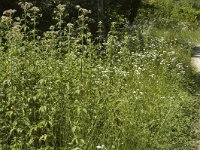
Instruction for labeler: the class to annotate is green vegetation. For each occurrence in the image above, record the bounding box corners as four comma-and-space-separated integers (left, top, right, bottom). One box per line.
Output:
0, 0, 142, 33
0, 1, 200, 150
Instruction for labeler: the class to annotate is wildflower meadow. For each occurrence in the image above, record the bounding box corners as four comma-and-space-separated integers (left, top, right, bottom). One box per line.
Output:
0, 1, 200, 150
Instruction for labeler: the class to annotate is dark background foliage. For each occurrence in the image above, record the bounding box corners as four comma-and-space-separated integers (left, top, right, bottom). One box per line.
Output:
0, 0, 142, 33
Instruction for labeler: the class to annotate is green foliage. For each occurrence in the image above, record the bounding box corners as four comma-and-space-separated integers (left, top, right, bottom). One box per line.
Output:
0, 2, 198, 150
140, 0, 200, 29
0, 0, 142, 33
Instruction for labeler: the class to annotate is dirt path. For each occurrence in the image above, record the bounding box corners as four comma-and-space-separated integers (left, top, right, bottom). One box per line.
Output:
192, 45, 200, 150
192, 45, 200, 72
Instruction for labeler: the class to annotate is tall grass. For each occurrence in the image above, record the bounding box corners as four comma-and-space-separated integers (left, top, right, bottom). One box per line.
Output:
0, 3, 198, 150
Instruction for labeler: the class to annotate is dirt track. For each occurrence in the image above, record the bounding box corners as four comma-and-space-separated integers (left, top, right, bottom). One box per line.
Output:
192, 45, 200, 72
192, 45, 200, 150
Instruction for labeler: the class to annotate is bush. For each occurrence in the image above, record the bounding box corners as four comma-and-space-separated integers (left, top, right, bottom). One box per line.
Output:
140, 0, 200, 29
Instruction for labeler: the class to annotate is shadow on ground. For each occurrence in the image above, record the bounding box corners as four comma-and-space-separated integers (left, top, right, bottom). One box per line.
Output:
193, 46, 200, 58
192, 73, 200, 92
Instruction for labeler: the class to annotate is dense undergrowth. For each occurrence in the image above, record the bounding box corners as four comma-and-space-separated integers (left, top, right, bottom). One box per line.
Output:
0, 2, 200, 150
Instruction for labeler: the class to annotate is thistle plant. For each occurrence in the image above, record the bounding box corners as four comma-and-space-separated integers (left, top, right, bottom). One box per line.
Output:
29, 6, 40, 40
18, 2, 33, 39
96, 21, 104, 57
65, 23, 74, 53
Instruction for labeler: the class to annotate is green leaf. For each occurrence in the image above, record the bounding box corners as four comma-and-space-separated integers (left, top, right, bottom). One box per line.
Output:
39, 106, 47, 113
39, 134, 47, 142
